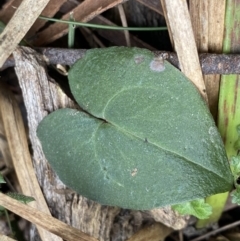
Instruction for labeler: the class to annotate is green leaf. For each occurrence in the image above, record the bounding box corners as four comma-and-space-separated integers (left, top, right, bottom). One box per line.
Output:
6, 193, 35, 204
37, 47, 233, 210
231, 187, 240, 204
172, 199, 212, 219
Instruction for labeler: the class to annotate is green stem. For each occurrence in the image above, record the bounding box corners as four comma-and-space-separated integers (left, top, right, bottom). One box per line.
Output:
68, 13, 75, 48
39, 16, 168, 31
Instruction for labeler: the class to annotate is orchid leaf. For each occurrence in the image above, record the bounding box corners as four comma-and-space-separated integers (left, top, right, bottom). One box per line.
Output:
37, 47, 233, 210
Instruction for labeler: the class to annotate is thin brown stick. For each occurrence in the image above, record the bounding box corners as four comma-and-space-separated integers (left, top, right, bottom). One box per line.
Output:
0, 192, 99, 241
0, 0, 51, 67
190, 219, 240, 241
2, 49, 240, 75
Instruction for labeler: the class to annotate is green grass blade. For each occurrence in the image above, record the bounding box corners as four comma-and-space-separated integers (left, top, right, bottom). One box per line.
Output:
197, 0, 240, 228
219, 75, 240, 157
219, 0, 240, 156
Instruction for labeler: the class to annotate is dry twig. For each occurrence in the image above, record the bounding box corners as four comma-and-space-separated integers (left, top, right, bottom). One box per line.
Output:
2, 49, 240, 75
0, 192, 99, 241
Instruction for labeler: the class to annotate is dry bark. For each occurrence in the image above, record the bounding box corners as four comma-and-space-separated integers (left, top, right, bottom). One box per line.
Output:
13, 46, 187, 241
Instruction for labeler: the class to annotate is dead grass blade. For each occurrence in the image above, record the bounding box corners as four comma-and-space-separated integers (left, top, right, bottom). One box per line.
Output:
89, 15, 156, 50
27, 0, 68, 36
161, 0, 208, 102
117, 4, 131, 46
190, 0, 226, 120
0, 118, 13, 176
202, 1, 226, 119
190, 1, 208, 52
0, 0, 51, 67
136, 0, 163, 15
32, 0, 128, 46
0, 0, 67, 35
0, 192, 99, 241
0, 82, 62, 241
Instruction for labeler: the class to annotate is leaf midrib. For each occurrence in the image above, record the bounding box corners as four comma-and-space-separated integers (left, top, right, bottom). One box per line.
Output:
93, 87, 228, 183
94, 117, 228, 184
